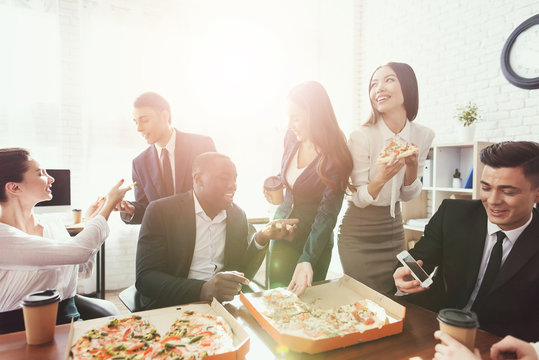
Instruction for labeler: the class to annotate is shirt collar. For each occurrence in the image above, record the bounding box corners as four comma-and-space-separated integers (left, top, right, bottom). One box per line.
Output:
154, 128, 176, 159
487, 211, 534, 246
378, 117, 411, 142
193, 191, 227, 223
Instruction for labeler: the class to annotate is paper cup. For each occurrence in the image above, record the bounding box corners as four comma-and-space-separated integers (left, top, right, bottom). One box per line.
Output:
437, 308, 479, 350
72, 209, 82, 224
21, 289, 61, 345
264, 176, 284, 205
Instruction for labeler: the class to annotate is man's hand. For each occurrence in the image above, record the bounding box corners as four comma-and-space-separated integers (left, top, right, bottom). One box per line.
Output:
491, 335, 538, 360
393, 260, 429, 294
433, 330, 481, 360
200, 271, 249, 302
255, 219, 300, 246
288, 262, 313, 296
115, 200, 135, 216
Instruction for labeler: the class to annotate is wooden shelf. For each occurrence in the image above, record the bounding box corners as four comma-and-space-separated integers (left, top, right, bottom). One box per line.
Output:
402, 141, 493, 245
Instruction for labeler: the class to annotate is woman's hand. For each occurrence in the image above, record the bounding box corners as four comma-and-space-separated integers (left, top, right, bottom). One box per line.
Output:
491, 335, 538, 360
288, 262, 313, 296
263, 185, 286, 205
95, 180, 132, 220
403, 152, 419, 186
367, 154, 405, 199
84, 197, 106, 219
433, 330, 481, 360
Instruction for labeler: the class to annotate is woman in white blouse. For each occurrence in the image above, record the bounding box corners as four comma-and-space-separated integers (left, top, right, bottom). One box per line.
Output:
0, 147, 130, 334
338, 62, 435, 294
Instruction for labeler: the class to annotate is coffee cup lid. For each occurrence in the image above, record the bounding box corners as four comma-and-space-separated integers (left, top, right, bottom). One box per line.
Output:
437, 308, 479, 329
264, 176, 283, 191
21, 289, 61, 307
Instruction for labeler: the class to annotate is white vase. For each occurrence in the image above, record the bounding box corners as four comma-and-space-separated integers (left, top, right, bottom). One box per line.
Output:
452, 178, 462, 188
459, 125, 476, 143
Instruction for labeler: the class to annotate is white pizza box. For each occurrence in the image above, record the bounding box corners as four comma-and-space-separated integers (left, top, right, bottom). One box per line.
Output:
240, 275, 406, 354
65, 299, 249, 360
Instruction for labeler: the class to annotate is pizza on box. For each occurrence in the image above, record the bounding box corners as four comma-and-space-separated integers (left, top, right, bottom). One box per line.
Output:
150, 310, 235, 359
376, 139, 419, 164
71, 315, 160, 359
255, 288, 388, 339
71, 310, 235, 360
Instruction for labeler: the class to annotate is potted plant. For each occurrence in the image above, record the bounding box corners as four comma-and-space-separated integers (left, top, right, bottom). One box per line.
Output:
455, 102, 481, 142
452, 168, 462, 188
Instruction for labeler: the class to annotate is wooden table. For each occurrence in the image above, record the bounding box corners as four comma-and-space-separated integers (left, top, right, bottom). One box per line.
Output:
0, 297, 501, 360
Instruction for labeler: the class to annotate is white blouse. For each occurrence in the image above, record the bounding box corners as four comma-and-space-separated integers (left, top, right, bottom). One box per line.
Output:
285, 148, 307, 188
347, 119, 435, 217
0, 215, 109, 312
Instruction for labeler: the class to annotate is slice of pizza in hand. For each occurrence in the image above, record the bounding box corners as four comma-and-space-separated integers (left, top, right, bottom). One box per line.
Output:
376, 139, 419, 164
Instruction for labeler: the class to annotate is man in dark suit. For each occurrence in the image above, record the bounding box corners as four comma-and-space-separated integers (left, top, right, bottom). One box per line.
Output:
394, 141, 539, 341
135, 152, 298, 309
118, 92, 216, 224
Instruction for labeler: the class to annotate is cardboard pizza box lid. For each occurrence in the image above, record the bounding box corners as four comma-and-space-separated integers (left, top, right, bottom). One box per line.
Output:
65, 300, 249, 360
240, 275, 406, 354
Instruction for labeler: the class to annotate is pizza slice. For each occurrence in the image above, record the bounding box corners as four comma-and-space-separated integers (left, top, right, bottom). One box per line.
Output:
71, 315, 160, 360
376, 139, 419, 164
149, 310, 235, 360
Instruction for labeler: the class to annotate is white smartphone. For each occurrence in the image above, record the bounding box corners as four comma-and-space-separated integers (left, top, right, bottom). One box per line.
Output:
396, 250, 433, 288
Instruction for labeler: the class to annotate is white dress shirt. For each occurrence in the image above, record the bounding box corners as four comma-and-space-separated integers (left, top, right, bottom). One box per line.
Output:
0, 215, 109, 312
187, 194, 228, 281
347, 119, 435, 217
285, 149, 307, 188
154, 129, 177, 195
463, 213, 533, 311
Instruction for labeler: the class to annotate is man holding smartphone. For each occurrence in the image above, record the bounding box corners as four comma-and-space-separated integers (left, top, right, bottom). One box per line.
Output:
393, 141, 539, 342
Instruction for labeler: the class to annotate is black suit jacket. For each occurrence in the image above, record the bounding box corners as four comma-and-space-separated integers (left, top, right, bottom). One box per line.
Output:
407, 199, 539, 341
124, 129, 215, 224
135, 191, 266, 310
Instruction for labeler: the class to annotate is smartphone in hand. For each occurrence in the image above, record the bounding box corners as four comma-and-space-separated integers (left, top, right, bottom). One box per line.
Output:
396, 250, 433, 288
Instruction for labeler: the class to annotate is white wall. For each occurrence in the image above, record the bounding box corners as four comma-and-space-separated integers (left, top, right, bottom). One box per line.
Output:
0, 0, 356, 291
355, 0, 539, 143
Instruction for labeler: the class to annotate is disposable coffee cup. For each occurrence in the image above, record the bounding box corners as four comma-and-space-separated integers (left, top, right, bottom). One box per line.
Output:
72, 209, 82, 224
21, 289, 61, 345
264, 176, 284, 205
437, 308, 479, 350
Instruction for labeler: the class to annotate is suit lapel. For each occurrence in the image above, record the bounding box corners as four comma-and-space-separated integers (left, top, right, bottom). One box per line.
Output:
174, 130, 188, 194
145, 146, 163, 199
281, 139, 299, 189
491, 210, 539, 292
178, 191, 197, 274
223, 205, 240, 269
464, 205, 489, 292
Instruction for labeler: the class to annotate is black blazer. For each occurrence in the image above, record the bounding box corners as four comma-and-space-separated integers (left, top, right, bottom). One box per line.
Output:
408, 199, 539, 341
135, 191, 266, 310
125, 129, 215, 224
274, 130, 345, 265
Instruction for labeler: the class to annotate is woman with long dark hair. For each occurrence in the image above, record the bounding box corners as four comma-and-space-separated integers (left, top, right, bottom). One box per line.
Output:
0, 148, 129, 334
265, 81, 353, 296
338, 62, 435, 294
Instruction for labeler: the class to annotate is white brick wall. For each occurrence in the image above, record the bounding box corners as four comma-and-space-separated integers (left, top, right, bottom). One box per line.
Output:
354, 0, 539, 143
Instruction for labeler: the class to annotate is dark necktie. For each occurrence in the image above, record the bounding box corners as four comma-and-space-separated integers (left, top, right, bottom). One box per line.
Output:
161, 148, 174, 197
472, 231, 505, 310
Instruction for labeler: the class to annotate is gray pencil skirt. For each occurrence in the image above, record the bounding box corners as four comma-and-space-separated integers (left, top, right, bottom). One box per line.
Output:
338, 202, 405, 295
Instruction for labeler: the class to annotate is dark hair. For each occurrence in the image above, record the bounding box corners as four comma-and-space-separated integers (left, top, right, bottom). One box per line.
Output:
366, 62, 419, 125
0, 148, 31, 202
288, 81, 353, 192
133, 92, 171, 119
480, 141, 539, 188
192, 152, 232, 175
